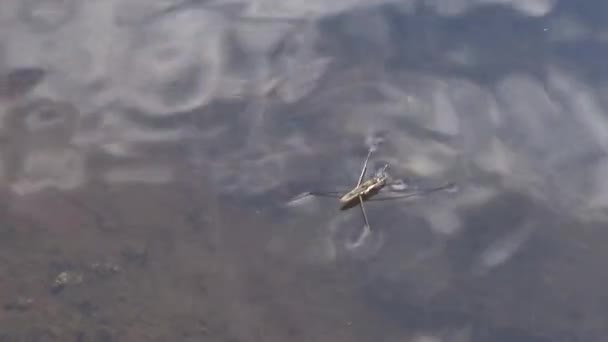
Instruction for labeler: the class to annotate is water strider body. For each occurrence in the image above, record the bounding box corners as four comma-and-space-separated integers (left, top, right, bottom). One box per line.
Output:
338, 164, 389, 210
288, 142, 456, 245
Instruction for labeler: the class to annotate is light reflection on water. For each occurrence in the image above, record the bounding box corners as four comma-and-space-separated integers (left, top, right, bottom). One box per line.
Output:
0, 0, 607, 340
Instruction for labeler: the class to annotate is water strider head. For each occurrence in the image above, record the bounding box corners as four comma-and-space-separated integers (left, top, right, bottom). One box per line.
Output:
374, 163, 390, 179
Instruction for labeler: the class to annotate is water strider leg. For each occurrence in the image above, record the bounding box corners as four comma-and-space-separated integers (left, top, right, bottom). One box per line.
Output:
358, 196, 370, 228
356, 148, 374, 187
358, 195, 373, 234
347, 195, 372, 248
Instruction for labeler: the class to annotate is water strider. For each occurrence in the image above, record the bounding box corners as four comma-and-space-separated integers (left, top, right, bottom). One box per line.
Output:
288, 141, 456, 246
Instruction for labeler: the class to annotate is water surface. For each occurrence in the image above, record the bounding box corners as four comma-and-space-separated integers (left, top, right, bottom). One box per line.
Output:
0, 0, 607, 341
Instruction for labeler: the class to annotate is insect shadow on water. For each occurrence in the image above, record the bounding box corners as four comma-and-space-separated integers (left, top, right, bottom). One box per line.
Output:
288, 139, 457, 249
